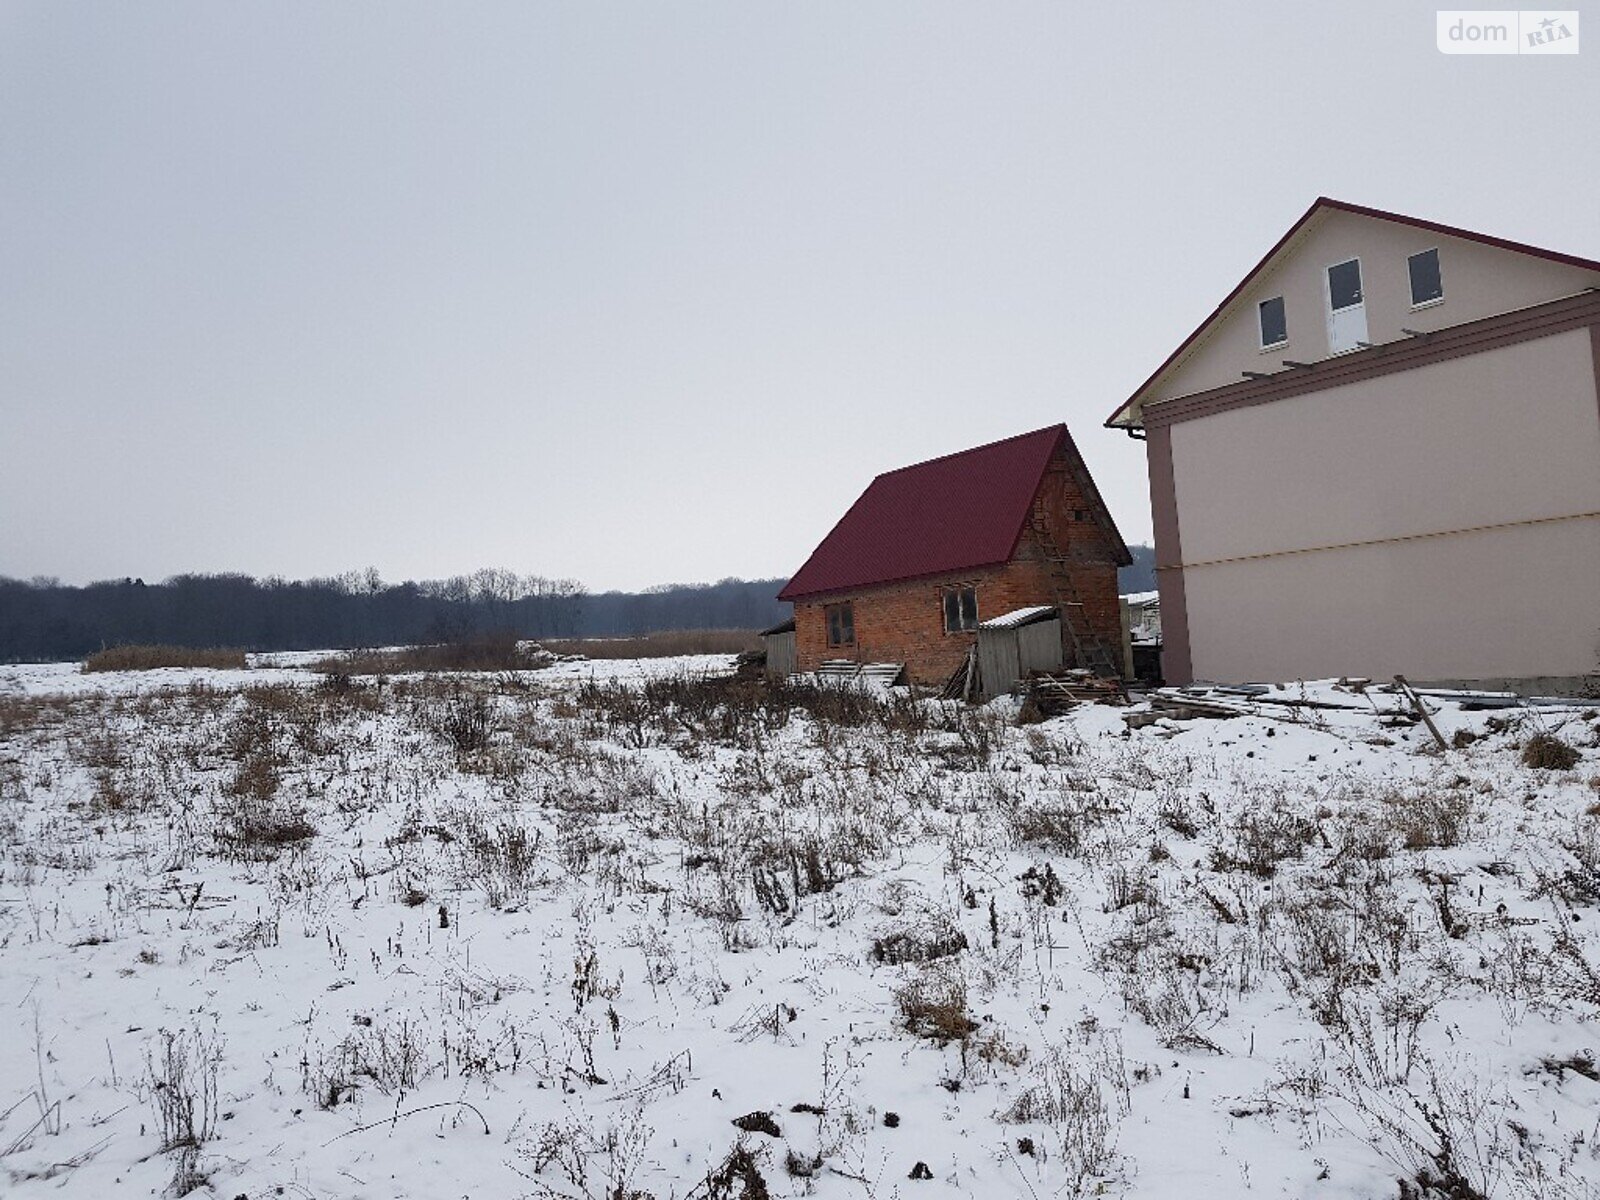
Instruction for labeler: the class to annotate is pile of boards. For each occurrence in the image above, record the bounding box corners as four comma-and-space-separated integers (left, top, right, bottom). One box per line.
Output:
1023, 670, 1129, 716
1128, 680, 1423, 730
1124, 677, 1595, 740
817, 659, 905, 686
940, 651, 978, 700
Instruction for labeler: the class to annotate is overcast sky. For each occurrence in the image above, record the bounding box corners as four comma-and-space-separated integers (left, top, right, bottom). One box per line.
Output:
3, 2, 1596, 591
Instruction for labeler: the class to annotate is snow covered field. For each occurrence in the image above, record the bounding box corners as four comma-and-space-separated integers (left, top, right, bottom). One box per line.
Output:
2, 658, 1599, 1199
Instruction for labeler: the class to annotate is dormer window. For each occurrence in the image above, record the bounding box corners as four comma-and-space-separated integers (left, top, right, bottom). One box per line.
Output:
1408, 248, 1443, 306
1258, 296, 1287, 349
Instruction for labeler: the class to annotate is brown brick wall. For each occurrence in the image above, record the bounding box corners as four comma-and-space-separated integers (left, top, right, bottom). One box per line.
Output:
791, 445, 1125, 686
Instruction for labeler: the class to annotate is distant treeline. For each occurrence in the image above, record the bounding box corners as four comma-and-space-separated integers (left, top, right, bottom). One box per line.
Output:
1120, 544, 1155, 594
0, 550, 1156, 663
0, 570, 790, 663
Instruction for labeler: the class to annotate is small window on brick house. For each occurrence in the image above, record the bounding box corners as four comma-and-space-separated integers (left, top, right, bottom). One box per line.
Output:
1073, 509, 1089, 522
942, 586, 978, 633
825, 602, 854, 647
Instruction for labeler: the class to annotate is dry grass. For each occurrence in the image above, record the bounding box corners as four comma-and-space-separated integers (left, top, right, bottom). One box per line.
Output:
1383, 784, 1474, 850
315, 632, 540, 675
894, 965, 977, 1044
83, 645, 248, 673
1523, 732, 1581, 772
0, 694, 74, 736
544, 629, 760, 659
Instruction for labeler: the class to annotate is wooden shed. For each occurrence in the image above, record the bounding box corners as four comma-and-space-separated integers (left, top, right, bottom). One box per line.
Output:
760, 617, 796, 679
977, 606, 1062, 699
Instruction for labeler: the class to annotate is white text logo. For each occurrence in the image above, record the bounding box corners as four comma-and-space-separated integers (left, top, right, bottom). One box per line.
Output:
1437, 10, 1579, 53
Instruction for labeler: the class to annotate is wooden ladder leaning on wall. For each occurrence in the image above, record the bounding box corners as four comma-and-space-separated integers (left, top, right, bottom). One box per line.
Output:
1023, 509, 1123, 679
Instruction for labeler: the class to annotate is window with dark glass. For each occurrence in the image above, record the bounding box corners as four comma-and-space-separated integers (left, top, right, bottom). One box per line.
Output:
1408, 248, 1443, 305
825, 602, 854, 647
942, 586, 978, 633
1328, 259, 1363, 311
1258, 296, 1287, 347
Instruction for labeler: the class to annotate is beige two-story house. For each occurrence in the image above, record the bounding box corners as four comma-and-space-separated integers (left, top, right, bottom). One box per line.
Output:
1107, 197, 1600, 691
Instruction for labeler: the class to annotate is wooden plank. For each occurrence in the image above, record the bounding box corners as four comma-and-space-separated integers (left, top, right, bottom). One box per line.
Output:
1393, 675, 1448, 751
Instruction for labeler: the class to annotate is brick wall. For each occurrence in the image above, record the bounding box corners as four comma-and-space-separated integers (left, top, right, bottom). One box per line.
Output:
795, 564, 1005, 685
791, 445, 1126, 685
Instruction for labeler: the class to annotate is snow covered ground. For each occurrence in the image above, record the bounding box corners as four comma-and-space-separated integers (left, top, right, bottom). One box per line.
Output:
2, 659, 1599, 1199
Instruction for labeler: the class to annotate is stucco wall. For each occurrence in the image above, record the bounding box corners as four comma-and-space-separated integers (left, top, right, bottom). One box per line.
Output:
1167, 328, 1600, 683
1150, 209, 1600, 407
1183, 517, 1600, 683
1172, 328, 1600, 563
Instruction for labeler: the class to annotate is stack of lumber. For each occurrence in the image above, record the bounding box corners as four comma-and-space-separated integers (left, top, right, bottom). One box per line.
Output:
1127, 683, 1421, 732
817, 660, 905, 686
1025, 670, 1129, 715
1144, 688, 1253, 720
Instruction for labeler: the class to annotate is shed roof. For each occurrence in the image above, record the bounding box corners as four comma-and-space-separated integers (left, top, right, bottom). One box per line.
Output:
778, 425, 1127, 602
979, 605, 1058, 630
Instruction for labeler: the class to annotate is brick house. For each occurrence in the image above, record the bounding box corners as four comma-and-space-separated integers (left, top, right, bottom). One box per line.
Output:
776, 425, 1131, 686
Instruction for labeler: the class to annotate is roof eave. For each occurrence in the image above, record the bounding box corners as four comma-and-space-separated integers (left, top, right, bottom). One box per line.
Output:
1104, 196, 1600, 431
1103, 197, 1330, 430
779, 557, 1018, 604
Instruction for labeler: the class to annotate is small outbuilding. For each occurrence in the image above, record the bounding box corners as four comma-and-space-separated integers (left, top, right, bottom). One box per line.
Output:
976, 606, 1062, 699
759, 617, 796, 679
1121, 590, 1162, 683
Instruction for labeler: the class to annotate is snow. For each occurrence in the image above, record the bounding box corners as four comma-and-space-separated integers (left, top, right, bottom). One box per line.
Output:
2, 662, 1599, 1199
977, 606, 1057, 630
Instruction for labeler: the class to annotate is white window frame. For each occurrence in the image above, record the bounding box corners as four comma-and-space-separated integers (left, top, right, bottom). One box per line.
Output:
1257, 295, 1289, 351
1326, 257, 1364, 313
1407, 247, 1445, 310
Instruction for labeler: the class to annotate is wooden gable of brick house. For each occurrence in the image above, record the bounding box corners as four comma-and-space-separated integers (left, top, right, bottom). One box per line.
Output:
777, 425, 1132, 687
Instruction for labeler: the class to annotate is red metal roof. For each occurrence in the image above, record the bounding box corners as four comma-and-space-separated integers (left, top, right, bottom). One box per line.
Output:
777, 425, 1069, 602
1105, 196, 1600, 429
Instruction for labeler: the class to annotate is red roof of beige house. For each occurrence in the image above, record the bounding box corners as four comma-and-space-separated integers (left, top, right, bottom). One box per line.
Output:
1104, 196, 1600, 429
778, 425, 1126, 602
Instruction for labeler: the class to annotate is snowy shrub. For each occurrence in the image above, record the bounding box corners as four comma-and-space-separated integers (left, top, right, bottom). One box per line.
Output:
1007, 797, 1088, 853
1523, 732, 1581, 771
894, 962, 977, 1044
1382, 784, 1474, 850
303, 1016, 431, 1108
516, 1102, 655, 1200
456, 818, 545, 908
871, 907, 968, 965
998, 1046, 1116, 1189
702, 1141, 771, 1200
439, 690, 492, 754
144, 1028, 221, 1152
1210, 794, 1319, 876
